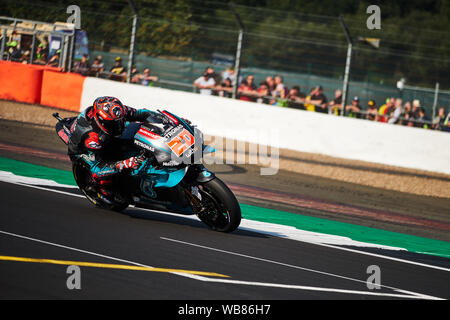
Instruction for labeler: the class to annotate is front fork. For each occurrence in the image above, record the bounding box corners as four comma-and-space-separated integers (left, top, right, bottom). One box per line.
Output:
183, 164, 215, 211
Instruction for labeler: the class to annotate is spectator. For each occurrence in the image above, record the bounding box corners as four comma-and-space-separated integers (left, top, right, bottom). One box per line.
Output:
265, 76, 276, 94
217, 77, 233, 98
443, 111, 450, 132
310, 86, 328, 113
6, 40, 22, 62
304, 86, 327, 112
238, 75, 257, 102
130, 65, 141, 83
109, 57, 127, 82
378, 98, 394, 122
365, 100, 378, 121
205, 66, 220, 88
388, 98, 403, 124
401, 101, 412, 126
140, 68, 159, 86
402, 101, 412, 118
33, 43, 47, 65
194, 68, 216, 95
415, 107, 429, 128
411, 99, 421, 119
73, 54, 90, 76
328, 89, 343, 115
272, 75, 288, 98
286, 86, 305, 109
221, 67, 235, 84
256, 82, 271, 104
46, 49, 61, 67
303, 88, 316, 112
345, 96, 362, 118
89, 55, 105, 76
20, 50, 30, 64
433, 107, 447, 130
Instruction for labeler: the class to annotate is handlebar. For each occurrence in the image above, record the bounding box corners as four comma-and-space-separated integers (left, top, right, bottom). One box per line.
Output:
52, 113, 63, 122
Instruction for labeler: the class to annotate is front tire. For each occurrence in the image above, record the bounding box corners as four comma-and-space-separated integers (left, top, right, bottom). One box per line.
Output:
196, 178, 241, 233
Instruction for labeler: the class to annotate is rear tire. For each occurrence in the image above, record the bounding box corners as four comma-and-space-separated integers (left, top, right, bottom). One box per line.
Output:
196, 178, 241, 233
72, 161, 129, 212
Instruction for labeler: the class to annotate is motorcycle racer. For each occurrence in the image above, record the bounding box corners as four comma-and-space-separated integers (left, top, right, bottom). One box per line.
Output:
68, 96, 163, 201
53, 100, 242, 232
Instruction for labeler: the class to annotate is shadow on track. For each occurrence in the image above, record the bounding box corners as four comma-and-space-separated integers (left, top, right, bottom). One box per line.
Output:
121, 207, 270, 239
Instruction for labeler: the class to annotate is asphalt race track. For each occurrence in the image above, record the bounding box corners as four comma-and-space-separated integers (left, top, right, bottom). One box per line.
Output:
0, 118, 449, 301
1, 180, 449, 300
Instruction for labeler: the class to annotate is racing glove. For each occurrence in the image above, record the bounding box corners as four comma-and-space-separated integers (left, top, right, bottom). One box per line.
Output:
116, 155, 145, 172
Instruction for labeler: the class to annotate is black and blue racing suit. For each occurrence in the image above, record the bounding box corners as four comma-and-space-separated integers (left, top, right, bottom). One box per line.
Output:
67, 105, 162, 182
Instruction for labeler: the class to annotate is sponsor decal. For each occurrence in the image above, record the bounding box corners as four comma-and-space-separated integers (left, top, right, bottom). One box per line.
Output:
134, 139, 155, 152
162, 160, 181, 166
202, 170, 211, 177
98, 109, 112, 121
70, 120, 77, 133
58, 129, 69, 144
164, 125, 183, 139
97, 169, 116, 177
137, 127, 161, 140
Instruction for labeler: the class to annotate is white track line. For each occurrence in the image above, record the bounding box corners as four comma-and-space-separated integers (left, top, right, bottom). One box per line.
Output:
2, 178, 449, 273
8, 181, 84, 198
0, 177, 448, 299
0, 230, 441, 299
308, 242, 450, 273
160, 237, 443, 300
170, 273, 442, 300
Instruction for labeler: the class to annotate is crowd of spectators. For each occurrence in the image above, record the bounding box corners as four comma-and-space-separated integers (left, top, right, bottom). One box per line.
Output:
2, 37, 449, 132
2, 38, 159, 88
72, 55, 159, 86
2, 33, 56, 66
193, 66, 450, 132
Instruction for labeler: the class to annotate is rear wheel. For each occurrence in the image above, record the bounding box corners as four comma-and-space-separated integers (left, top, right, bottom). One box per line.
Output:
195, 178, 241, 233
72, 161, 129, 212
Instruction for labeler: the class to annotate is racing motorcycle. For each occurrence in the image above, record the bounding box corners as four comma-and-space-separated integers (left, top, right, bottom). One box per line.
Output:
53, 110, 241, 233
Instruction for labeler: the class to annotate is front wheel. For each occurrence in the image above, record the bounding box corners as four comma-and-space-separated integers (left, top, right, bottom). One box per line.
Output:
195, 178, 241, 233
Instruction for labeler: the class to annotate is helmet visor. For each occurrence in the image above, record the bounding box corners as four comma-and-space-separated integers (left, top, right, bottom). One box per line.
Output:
99, 118, 124, 137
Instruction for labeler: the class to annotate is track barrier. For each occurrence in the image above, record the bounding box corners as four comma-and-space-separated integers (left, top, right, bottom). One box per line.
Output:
0, 61, 82, 110
1, 61, 449, 175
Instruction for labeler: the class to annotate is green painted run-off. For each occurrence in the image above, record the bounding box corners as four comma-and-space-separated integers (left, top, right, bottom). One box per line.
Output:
1, 156, 449, 258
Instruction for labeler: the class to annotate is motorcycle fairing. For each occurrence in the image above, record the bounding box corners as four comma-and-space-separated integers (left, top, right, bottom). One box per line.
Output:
132, 160, 188, 188
55, 117, 76, 145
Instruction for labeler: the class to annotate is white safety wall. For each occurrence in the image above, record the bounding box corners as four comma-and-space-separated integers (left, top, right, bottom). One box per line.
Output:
81, 78, 450, 175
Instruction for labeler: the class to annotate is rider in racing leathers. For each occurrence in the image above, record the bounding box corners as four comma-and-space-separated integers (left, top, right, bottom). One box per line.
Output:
68, 96, 164, 201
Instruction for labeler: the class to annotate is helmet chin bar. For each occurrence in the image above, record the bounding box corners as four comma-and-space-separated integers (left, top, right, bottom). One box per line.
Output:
95, 115, 125, 137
